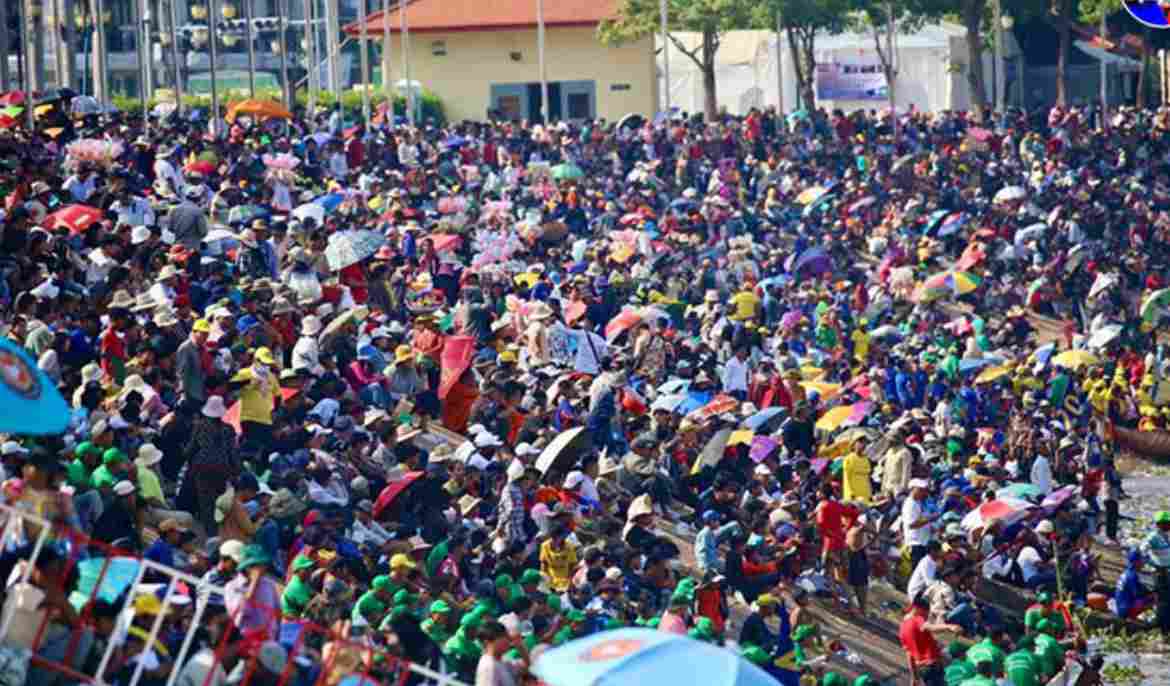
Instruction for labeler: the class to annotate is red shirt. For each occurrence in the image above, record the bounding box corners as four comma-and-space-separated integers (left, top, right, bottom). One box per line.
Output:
99, 327, 126, 377
816, 499, 855, 552
899, 609, 941, 667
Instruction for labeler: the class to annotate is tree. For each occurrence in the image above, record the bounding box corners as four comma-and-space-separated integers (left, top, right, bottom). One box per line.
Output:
600, 0, 756, 120
958, 0, 990, 115
852, 0, 947, 124
760, 0, 851, 111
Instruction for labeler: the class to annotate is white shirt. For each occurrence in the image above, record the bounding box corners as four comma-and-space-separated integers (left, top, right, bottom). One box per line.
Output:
113, 196, 156, 227
153, 159, 182, 192
475, 653, 517, 686
307, 478, 349, 506
1030, 455, 1052, 495
722, 356, 750, 393
901, 497, 931, 546
148, 282, 176, 308
292, 335, 321, 372
572, 330, 609, 376
350, 518, 395, 548
907, 554, 938, 603
1016, 545, 1043, 582
63, 174, 96, 202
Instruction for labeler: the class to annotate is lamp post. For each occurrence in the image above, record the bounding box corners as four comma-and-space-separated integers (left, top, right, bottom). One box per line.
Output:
660, 0, 669, 116
358, 0, 370, 123
536, 0, 546, 122
243, 0, 256, 97
401, 0, 412, 124
167, 0, 182, 114
19, 0, 34, 130
277, 0, 289, 109
139, 1, 152, 126
304, 0, 317, 114
0, 1, 9, 91
1000, 13, 1014, 114
208, 0, 220, 136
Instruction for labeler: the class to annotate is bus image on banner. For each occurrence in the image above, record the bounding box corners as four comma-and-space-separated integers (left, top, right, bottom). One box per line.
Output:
815, 61, 889, 101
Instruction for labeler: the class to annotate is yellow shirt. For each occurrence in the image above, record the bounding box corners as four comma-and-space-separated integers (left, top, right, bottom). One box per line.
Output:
138, 466, 164, 503
540, 540, 578, 592
238, 368, 280, 425
729, 291, 760, 321
850, 329, 870, 362
841, 451, 872, 504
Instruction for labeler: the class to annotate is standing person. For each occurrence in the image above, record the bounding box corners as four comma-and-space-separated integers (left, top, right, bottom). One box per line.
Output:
845, 513, 872, 615
224, 544, 283, 640
231, 347, 281, 457
1142, 510, 1170, 635
475, 621, 528, 686
903, 479, 940, 571
180, 396, 241, 533
841, 436, 873, 504
175, 319, 211, 403
814, 482, 854, 599
899, 593, 961, 686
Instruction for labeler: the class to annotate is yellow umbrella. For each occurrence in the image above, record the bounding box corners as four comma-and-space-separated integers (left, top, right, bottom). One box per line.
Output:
44, 127, 64, 139
727, 430, 755, 447
800, 381, 842, 401
1052, 350, 1100, 370
818, 438, 852, 459
34, 104, 53, 118
800, 365, 825, 380
514, 272, 539, 289
816, 405, 854, 432
796, 186, 828, 205
975, 365, 1012, 385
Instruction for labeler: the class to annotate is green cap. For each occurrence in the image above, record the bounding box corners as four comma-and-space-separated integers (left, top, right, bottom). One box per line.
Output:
566, 610, 587, 622
520, 569, 543, 585
460, 612, 484, 629
371, 575, 392, 592
75, 441, 99, 457
1156, 511, 1170, 525
1035, 619, 1053, 634
237, 544, 271, 571
545, 594, 562, 611
604, 617, 624, 630
393, 589, 418, 606
693, 616, 714, 637
853, 676, 874, 686
822, 673, 847, 686
495, 573, 514, 588
646, 617, 660, 629
102, 448, 127, 465
741, 646, 769, 665
291, 554, 316, 572
429, 599, 452, 614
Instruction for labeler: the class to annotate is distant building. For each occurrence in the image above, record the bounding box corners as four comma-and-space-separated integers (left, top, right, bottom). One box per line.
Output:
345, 0, 657, 122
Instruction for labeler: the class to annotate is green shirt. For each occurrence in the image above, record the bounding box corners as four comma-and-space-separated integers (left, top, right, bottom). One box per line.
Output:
352, 590, 387, 624
958, 677, 996, 686
1004, 649, 1040, 686
1032, 634, 1061, 677
421, 618, 452, 644
1024, 606, 1064, 635
443, 627, 481, 663
90, 465, 119, 490
944, 659, 975, 686
281, 575, 314, 618
66, 459, 92, 490
965, 638, 1006, 675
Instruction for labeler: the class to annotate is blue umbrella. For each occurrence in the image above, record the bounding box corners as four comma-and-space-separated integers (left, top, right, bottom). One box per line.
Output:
443, 135, 468, 148
1034, 342, 1056, 366
315, 192, 346, 213
677, 390, 713, 416
0, 337, 70, 435
958, 358, 996, 374
670, 199, 697, 212
744, 407, 785, 431
69, 557, 140, 611
924, 209, 949, 234
938, 212, 969, 237
657, 379, 691, 395
533, 628, 776, 686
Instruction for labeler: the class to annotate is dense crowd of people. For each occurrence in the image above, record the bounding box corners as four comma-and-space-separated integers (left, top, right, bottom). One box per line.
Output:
0, 94, 1170, 686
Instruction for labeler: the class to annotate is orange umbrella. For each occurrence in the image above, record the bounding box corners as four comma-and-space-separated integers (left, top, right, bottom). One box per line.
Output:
225, 99, 293, 122
44, 204, 103, 234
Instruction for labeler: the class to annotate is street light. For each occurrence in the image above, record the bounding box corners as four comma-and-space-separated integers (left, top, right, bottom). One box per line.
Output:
221, 4, 237, 19
191, 4, 207, 19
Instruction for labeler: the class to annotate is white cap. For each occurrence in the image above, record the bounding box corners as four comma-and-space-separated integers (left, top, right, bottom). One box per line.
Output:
474, 432, 503, 448
564, 471, 585, 489
113, 480, 136, 496
131, 226, 152, 245
515, 442, 540, 457
0, 441, 28, 456
908, 478, 930, 490
1035, 519, 1055, 535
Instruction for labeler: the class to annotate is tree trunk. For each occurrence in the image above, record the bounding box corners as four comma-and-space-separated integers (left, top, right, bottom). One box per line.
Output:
787, 27, 816, 111
1138, 27, 1150, 107
962, 0, 987, 117
702, 27, 718, 121
801, 35, 816, 110
1054, 0, 1071, 106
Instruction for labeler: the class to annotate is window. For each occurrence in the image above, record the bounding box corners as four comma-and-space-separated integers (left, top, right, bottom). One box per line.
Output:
567, 92, 590, 119
497, 95, 521, 120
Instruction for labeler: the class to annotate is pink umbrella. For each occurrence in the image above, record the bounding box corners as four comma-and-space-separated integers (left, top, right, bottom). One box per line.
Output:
604, 309, 643, 342
750, 436, 780, 463
842, 401, 872, 427
961, 497, 1034, 531
1042, 485, 1078, 509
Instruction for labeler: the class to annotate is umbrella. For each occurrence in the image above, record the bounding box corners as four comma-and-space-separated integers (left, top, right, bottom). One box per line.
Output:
324, 230, 385, 271
956, 242, 987, 270
795, 186, 828, 205
536, 426, 590, 476
0, 106, 22, 118
787, 247, 833, 276
802, 193, 836, 218
800, 381, 841, 401
997, 483, 1044, 501
975, 365, 1012, 385
69, 557, 140, 611
658, 379, 691, 395
891, 153, 919, 174
320, 306, 369, 341
617, 113, 645, 129
204, 228, 238, 244
743, 407, 785, 431
225, 98, 293, 122
1042, 485, 1078, 509
693, 394, 740, 419
925, 209, 949, 233
869, 325, 901, 341
938, 212, 968, 237
0, 337, 70, 436
34, 88, 75, 106
532, 628, 777, 686
1052, 350, 1100, 370
551, 163, 585, 181
993, 186, 1026, 203
693, 428, 733, 474
226, 204, 267, 225
1033, 342, 1056, 366
315, 192, 346, 213
961, 497, 1034, 531
816, 405, 855, 432
1088, 325, 1123, 349
651, 393, 687, 413
670, 198, 698, 212
749, 436, 780, 462
292, 202, 326, 225
442, 135, 469, 148
848, 196, 876, 214
1141, 288, 1170, 323
184, 160, 217, 176
959, 358, 997, 374
1014, 222, 1048, 248
604, 309, 643, 342
0, 91, 25, 106
916, 271, 981, 302
372, 471, 425, 519
44, 204, 103, 234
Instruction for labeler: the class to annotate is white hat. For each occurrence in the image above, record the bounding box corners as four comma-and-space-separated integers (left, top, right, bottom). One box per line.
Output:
428, 444, 454, 464
627, 494, 654, 520
454, 441, 477, 463
599, 457, 620, 476
564, 471, 585, 489
506, 460, 527, 482
908, 478, 930, 490
219, 540, 245, 563
0, 441, 28, 456
467, 454, 491, 471
316, 303, 334, 319
80, 363, 102, 385
113, 480, 136, 496
136, 443, 164, 467
474, 432, 504, 448
131, 226, 152, 245
301, 315, 323, 336
467, 423, 488, 436
202, 395, 227, 419
1035, 520, 1055, 535
515, 442, 540, 457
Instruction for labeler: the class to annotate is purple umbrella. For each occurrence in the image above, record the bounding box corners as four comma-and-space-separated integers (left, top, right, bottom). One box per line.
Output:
781, 310, 803, 330
1042, 484, 1078, 509
787, 247, 833, 276
750, 436, 780, 463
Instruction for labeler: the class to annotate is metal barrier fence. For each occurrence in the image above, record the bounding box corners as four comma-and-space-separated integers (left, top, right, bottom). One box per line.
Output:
0, 500, 467, 686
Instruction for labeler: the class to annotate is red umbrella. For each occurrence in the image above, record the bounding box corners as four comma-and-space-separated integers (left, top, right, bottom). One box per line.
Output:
44, 204, 103, 234
0, 115, 16, 130
185, 160, 217, 176
694, 394, 740, 419
0, 91, 26, 106
604, 309, 642, 342
372, 471, 424, 519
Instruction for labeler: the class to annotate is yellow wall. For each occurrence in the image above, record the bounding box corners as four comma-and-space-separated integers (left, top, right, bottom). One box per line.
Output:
380, 26, 657, 122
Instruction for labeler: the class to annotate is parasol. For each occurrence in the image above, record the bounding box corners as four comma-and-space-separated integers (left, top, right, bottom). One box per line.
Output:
69, 557, 141, 611
749, 436, 780, 462
1088, 272, 1118, 300
1042, 485, 1078, 509
226, 204, 268, 225
292, 202, 326, 225
975, 365, 1012, 385
743, 407, 785, 431
997, 483, 1044, 501
44, 204, 103, 234
372, 471, 425, 518
1141, 288, 1170, 323
605, 309, 644, 342
787, 247, 833, 276
1087, 325, 1123, 349
0, 337, 71, 435
795, 186, 828, 205
993, 186, 1026, 203
1052, 350, 1100, 370
960, 497, 1034, 531
848, 196, 876, 214
693, 428, 733, 474
324, 230, 385, 271
551, 163, 584, 181
937, 212, 968, 237
225, 98, 293, 122
536, 426, 590, 476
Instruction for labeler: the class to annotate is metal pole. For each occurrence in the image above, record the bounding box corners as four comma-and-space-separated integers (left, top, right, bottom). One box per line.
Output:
168, 0, 182, 113
278, 0, 289, 108
55, 0, 68, 88
888, 0, 897, 144
0, 1, 9, 91
208, 0, 220, 136
324, 0, 339, 94
32, 0, 45, 93
774, 12, 783, 114
305, 0, 317, 114
993, 0, 1002, 120
1100, 13, 1107, 126
659, 0, 669, 115
401, 0, 412, 124
358, 0, 369, 122
139, 0, 151, 122
382, 0, 390, 103
537, 0, 546, 122
244, 0, 256, 96
20, 0, 34, 130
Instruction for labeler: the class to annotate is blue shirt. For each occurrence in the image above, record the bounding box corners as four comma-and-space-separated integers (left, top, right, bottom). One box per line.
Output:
1114, 566, 1146, 618
144, 539, 176, 568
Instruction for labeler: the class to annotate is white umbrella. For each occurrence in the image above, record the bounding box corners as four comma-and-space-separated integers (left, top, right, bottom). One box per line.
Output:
1014, 223, 1048, 248
293, 202, 326, 225
1088, 272, 1119, 300
994, 186, 1026, 203
1088, 325, 1123, 349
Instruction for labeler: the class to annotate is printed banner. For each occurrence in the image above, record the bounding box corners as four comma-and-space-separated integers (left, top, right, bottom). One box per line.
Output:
816, 60, 888, 101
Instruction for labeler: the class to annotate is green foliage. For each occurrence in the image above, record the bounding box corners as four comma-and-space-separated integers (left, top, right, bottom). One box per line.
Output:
110, 88, 446, 124
600, 0, 756, 48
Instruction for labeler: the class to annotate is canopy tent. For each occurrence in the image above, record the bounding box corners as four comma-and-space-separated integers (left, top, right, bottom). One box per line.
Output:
1073, 41, 1142, 72
659, 23, 1013, 115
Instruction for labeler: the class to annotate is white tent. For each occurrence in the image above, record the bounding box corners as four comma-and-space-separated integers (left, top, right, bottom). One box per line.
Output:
659, 23, 1018, 115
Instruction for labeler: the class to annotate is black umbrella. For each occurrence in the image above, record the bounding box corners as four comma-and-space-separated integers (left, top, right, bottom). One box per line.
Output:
35, 88, 77, 106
